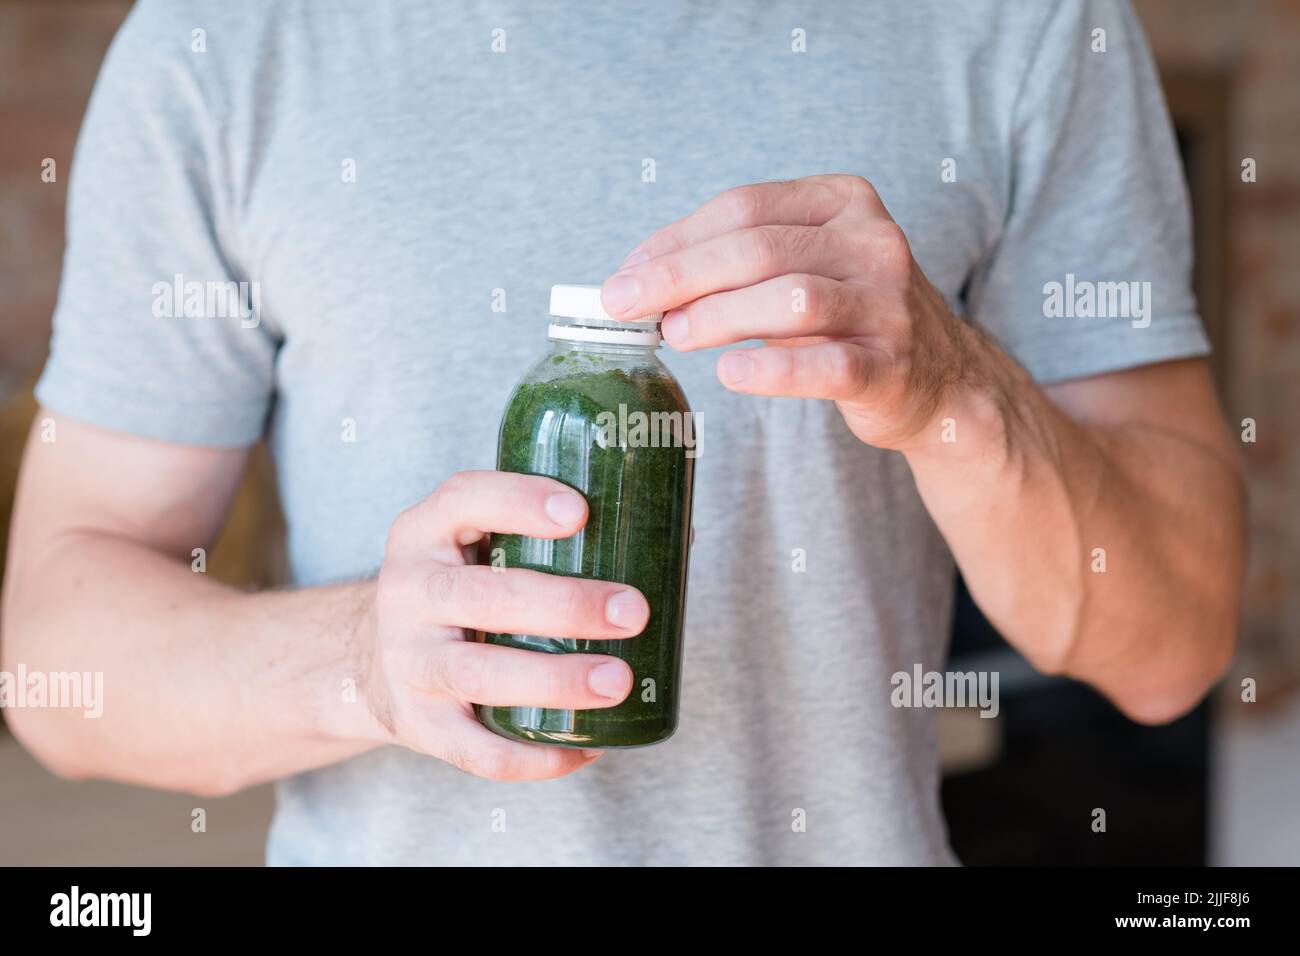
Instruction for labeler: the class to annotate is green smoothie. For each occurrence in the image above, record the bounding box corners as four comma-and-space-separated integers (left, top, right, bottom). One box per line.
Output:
478, 333, 695, 748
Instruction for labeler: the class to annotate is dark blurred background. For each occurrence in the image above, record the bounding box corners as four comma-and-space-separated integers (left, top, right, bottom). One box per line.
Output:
1, 0, 1297, 865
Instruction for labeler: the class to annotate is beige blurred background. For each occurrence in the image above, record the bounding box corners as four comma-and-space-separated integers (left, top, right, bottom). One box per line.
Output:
1, 0, 1298, 865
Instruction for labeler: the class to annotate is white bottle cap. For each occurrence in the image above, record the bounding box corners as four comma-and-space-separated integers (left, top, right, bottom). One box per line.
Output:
548, 283, 662, 346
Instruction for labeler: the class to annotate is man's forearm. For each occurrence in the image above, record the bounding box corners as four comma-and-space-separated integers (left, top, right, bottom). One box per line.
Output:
902, 335, 1246, 723
2, 531, 381, 795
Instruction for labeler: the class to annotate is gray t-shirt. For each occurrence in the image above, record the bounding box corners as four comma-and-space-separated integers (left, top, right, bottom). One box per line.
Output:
38, 0, 1207, 865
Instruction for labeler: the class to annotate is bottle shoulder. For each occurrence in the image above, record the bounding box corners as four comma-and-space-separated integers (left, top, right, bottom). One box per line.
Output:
507, 348, 691, 418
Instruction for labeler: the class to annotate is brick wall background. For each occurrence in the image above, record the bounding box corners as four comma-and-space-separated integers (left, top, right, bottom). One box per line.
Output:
0, 0, 130, 381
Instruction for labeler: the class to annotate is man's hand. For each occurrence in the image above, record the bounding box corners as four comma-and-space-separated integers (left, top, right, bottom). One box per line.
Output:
601, 173, 989, 451
363, 470, 648, 781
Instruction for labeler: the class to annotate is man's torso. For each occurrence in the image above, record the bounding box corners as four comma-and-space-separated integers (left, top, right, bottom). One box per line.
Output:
197, 0, 1032, 865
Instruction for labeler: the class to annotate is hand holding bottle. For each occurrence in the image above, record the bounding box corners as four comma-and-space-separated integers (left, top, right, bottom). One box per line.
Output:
361, 470, 649, 780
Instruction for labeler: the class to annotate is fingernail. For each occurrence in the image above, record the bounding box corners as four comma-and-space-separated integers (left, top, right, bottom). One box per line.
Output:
605, 589, 648, 629
588, 661, 630, 699
621, 248, 650, 268
583, 749, 604, 759
718, 351, 752, 386
544, 491, 586, 525
602, 273, 642, 315
661, 309, 689, 346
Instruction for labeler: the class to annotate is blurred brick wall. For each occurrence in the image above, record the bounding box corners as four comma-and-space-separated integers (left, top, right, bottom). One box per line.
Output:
0, 0, 131, 383
1135, 0, 1300, 691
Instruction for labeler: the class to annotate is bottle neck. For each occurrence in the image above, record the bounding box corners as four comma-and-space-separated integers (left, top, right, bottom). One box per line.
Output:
551, 337, 660, 358
547, 316, 662, 351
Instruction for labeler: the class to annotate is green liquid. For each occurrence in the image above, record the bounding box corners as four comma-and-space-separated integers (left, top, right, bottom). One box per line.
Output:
478, 350, 695, 748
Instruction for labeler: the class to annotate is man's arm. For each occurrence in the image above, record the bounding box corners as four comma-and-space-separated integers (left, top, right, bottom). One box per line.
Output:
904, 351, 1245, 724
0, 416, 379, 795
601, 175, 1245, 724
2, 415, 648, 794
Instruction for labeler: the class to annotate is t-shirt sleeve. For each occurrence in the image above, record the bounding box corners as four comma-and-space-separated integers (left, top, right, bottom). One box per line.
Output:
964, 0, 1209, 383
35, 1, 277, 447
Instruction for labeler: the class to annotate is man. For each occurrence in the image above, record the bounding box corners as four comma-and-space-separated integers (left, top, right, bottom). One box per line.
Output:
2, 0, 1244, 865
